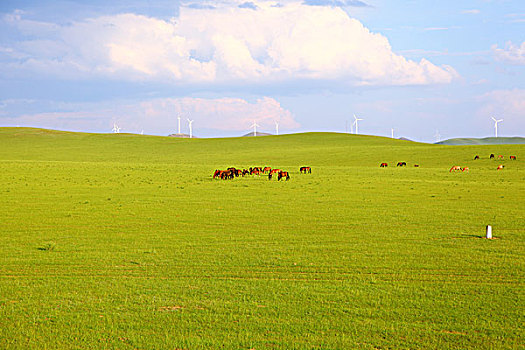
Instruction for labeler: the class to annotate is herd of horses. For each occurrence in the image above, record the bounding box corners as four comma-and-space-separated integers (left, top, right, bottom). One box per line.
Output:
480, 154, 517, 160
213, 153, 517, 180
380, 162, 418, 167
379, 153, 517, 173
213, 166, 312, 181
450, 153, 517, 172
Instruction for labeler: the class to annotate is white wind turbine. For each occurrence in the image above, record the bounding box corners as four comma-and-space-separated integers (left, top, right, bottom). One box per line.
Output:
434, 130, 441, 143
112, 123, 121, 133
391, 128, 394, 139
251, 120, 260, 136
353, 114, 363, 134
187, 119, 194, 138
275, 121, 279, 135
177, 116, 181, 134
491, 117, 503, 137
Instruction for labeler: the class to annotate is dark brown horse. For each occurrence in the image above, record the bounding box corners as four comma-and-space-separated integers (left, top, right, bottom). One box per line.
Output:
397, 162, 407, 167
300, 166, 312, 173
510, 155, 516, 160
474, 155, 479, 160
278, 171, 290, 181
380, 163, 388, 167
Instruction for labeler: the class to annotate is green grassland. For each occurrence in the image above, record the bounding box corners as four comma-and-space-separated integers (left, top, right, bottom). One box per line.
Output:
0, 127, 523, 349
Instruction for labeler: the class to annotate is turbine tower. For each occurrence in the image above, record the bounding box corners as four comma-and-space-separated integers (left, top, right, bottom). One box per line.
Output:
251, 120, 260, 136
391, 128, 394, 139
187, 119, 193, 138
178, 116, 181, 134
353, 114, 363, 134
491, 117, 503, 137
275, 121, 279, 135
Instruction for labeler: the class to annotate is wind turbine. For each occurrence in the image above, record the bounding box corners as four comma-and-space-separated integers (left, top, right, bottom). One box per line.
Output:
275, 121, 279, 135
251, 120, 260, 136
353, 114, 363, 134
177, 116, 181, 134
434, 130, 441, 143
187, 119, 193, 138
491, 117, 503, 137
112, 123, 121, 133
391, 128, 394, 139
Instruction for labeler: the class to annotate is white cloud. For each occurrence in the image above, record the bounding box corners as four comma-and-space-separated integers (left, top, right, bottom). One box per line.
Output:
492, 41, 525, 65
0, 96, 299, 134
461, 9, 480, 15
1, 1, 457, 86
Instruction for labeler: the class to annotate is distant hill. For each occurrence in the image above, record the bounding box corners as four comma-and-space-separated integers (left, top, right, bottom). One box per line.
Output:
436, 137, 525, 145
168, 133, 196, 138
242, 132, 273, 137
398, 137, 414, 142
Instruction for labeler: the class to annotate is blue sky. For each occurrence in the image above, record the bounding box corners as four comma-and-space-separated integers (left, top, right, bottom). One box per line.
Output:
0, 0, 523, 141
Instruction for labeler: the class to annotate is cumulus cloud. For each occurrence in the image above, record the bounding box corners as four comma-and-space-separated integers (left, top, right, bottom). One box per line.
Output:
0, 96, 298, 134
492, 41, 525, 65
1, 1, 456, 86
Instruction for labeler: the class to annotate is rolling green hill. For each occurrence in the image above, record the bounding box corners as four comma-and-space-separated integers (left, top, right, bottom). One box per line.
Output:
0, 127, 523, 349
437, 136, 525, 145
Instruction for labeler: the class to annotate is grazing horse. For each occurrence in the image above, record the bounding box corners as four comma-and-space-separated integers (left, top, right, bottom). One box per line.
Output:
498, 155, 504, 159
397, 162, 407, 167
490, 154, 495, 159
414, 164, 419, 167
242, 169, 249, 176
474, 155, 479, 160
277, 171, 290, 181
213, 169, 221, 178
497, 165, 504, 170
270, 168, 280, 175
449, 166, 462, 172
300, 166, 312, 173
221, 170, 234, 179
380, 163, 388, 167
263, 167, 272, 173
510, 155, 516, 160
462, 167, 469, 172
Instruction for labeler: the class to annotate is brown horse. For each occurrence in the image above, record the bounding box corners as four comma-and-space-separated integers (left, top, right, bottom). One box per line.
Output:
300, 166, 312, 173
474, 155, 479, 160
380, 163, 388, 167
278, 171, 290, 181
510, 155, 516, 160
497, 165, 504, 170
462, 167, 469, 172
397, 162, 407, 167
263, 167, 272, 173
449, 166, 462, 172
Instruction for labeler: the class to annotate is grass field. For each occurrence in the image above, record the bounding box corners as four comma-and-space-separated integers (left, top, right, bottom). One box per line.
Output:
0, 127, 523, 349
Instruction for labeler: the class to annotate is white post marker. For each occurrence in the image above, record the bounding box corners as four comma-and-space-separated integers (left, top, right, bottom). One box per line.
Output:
486, 225, 492, 239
